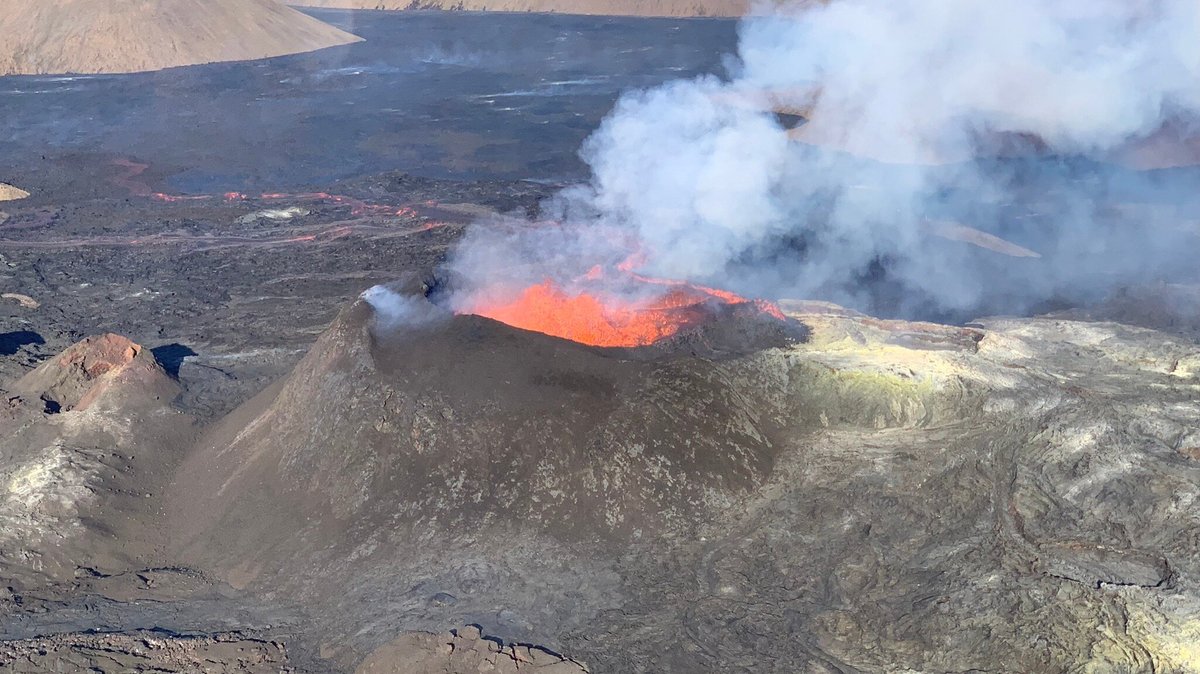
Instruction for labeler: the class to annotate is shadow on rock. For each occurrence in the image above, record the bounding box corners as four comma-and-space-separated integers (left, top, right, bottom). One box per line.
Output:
151, 343, 198, 378
0, 330, 44, 357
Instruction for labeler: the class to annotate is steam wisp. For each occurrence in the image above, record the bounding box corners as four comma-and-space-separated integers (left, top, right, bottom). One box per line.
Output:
361, 285, 445, 331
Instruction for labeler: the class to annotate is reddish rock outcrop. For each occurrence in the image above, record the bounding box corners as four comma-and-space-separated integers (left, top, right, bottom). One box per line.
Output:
12, 333, 176, 413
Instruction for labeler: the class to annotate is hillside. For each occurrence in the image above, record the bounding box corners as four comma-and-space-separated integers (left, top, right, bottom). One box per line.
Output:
0, 0, 362, 76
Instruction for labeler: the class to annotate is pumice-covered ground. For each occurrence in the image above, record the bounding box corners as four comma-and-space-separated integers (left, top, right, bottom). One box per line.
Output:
0, 163, 1199, 672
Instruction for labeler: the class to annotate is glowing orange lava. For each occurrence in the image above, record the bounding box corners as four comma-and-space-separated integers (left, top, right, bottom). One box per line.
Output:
464, 278, 784, 347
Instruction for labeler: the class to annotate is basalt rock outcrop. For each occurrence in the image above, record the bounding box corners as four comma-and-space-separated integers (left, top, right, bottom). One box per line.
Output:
0, 630, 290, 673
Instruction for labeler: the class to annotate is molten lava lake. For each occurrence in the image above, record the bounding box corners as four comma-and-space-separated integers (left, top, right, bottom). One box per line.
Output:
460, 278, 788, 347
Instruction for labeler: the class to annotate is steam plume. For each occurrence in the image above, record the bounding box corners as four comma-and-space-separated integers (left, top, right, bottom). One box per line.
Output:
451, 0, 1200, 319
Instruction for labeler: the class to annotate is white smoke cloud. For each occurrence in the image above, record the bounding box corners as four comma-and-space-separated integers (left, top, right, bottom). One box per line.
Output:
453, 0, 1200, 319
739, 0, 1200, 154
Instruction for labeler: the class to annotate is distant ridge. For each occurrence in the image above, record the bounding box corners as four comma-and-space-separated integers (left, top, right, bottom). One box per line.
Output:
289, 0, 756, 18
0, 0, 363, 76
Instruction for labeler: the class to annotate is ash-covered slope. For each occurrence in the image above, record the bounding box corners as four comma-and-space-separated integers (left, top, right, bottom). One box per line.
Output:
170, 285, 1200, 673
289, 0, 760, 18
0, 0, 362, 76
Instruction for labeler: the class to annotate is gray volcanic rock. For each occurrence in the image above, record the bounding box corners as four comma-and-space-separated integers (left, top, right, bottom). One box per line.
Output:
171, 292, 1200, 673
0, 630, 289, 673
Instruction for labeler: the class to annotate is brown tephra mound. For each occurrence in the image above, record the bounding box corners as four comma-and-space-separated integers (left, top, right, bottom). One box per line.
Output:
0, 183, 29, 201
11, 333, 176, 412
357, 626, 587, 674
290, 0, 767, 18
0, 0, 363, 76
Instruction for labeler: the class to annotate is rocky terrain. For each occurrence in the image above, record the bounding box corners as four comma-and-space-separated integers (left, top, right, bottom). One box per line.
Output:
0, 631, 292, 673
0, 332, 185, 588
356, 625, 589, 673
0, 624, 590, 673
0, 0, 361, 75
0, 166, 1198, 672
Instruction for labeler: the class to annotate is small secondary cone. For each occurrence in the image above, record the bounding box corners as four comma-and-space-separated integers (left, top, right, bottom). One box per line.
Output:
12, 333, 177, 413
0, 332, 188, 588
0, 0, 363, 76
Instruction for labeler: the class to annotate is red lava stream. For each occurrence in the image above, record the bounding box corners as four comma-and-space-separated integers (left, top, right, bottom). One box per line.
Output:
111, 158, 426, 217
0, 159, 453, 248
0, 220, 448, 250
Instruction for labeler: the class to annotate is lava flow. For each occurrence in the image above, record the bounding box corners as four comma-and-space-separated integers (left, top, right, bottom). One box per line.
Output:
462, 270, 786, 348
110, 159, 427, 216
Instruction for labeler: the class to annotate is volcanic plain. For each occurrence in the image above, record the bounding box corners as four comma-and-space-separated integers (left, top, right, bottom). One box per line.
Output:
1, 155, 1199, 672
